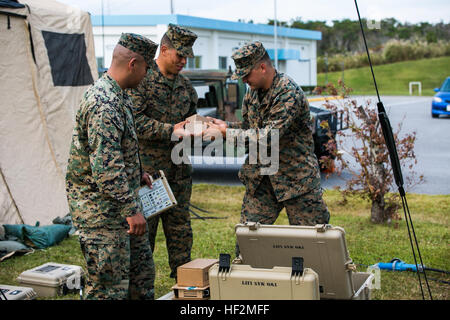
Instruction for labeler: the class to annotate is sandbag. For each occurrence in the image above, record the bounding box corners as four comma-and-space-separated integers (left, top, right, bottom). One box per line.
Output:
2, 224, 71, 249
2, 224, 26, 241
0, 240, 32, 261
0, 240, 29, 252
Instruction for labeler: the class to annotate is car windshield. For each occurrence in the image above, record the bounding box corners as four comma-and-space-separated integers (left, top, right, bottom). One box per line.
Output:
440, 78, 450, 92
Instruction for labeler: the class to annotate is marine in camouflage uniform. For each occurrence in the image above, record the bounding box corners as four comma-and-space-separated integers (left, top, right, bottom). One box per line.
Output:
215, 42, 329, 240
66, 33, 158, 299
127, 24, 198, 279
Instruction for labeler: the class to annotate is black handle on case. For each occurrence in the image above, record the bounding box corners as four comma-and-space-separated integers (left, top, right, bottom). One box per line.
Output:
219, 253, 231, 272
292, 257, 304, 276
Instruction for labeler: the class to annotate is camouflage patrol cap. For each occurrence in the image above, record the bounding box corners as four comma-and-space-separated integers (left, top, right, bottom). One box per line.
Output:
165, 24, 198, 58
231, 41, 267, 80
118, 33, 158, 67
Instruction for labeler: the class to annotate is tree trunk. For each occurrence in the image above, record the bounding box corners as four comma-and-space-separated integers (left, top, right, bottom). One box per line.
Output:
371, 197, 385, 223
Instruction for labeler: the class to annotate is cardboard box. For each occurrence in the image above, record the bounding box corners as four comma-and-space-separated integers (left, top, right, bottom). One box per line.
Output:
184, 114, 211, 135
177, 258, 218, 287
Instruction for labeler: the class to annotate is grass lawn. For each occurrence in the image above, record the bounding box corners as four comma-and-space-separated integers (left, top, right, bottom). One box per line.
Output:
1, 185, 448, 300
317, 56, 450, 96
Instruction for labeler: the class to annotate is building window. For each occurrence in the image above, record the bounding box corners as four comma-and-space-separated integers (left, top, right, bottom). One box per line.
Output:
187, 56, 202, 69
219, 56, 227, 70
97, 57, 104, 69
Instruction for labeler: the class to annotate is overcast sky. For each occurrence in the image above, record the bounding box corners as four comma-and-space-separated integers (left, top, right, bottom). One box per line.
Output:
57, 0, 449, 25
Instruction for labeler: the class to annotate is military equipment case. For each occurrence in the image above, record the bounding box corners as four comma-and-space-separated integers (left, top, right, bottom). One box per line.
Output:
16, 262, 84, 297
0, 284, 37, 300
235, 223, 373, 300
209, 263, 320, 300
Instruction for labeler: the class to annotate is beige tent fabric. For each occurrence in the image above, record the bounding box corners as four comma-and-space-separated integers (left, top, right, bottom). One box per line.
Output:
0, 0, 98, 226
0, 168, 22, 225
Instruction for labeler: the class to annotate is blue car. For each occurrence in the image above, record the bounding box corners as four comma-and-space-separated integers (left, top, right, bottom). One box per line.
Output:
432, 77, 450, 118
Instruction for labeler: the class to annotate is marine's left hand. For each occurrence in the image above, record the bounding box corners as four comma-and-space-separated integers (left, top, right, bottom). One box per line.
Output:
141, 172, 153, 189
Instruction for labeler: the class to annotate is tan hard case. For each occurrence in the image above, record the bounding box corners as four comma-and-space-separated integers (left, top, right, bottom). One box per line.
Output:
209, 262, 320, 300
0, 284, 37, 300
16, 262, 84, 297
235, 222, 373, 300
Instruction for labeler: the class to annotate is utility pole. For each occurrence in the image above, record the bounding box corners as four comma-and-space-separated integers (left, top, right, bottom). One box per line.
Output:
274, 0, 278, 69
170, 0, 174, 14
101, 0, 105, 68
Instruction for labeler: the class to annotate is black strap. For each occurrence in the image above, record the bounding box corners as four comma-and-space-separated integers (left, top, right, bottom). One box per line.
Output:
0, 10, 26, 19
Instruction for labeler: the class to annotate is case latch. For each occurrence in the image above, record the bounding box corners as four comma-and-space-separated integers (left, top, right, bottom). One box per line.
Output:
246, 221, 260, 231
316, 224, 331, 233
345, 262, 357, 271
291, 257, 304, 276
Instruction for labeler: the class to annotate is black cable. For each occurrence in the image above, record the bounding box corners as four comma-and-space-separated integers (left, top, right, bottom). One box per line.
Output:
425, 267, 450, 275
401, 194, 425, 299
189, 203, 215, 214
354, 3, 381, 104
403, 195, 433, 298
427, 278, 450, 285
354, 0, 433, 300
0, 288, 8, 301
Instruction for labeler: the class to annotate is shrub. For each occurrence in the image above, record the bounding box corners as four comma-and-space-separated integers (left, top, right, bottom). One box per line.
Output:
317, 40, 450, 72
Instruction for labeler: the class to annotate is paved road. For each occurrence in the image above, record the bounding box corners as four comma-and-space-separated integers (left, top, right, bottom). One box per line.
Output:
191, 96, 450, 195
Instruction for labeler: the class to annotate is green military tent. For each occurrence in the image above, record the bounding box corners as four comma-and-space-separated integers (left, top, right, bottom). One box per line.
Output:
0, 0, 98, 225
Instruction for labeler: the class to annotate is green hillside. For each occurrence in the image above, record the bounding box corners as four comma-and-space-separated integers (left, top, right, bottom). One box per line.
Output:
317, 56, 450, 96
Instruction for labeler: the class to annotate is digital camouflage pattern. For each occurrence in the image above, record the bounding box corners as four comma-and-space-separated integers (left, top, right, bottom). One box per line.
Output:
240, 176, 329, 226
227, 68, 330, 227
231, 41, 266, 80
66, 73, 142, 230
66, 72, 155, 299
117, 32, 158, 67
127, 63, 197, 278
228, 71, 324, 201
146, 175, 193, 278
79, 228, 155, 300
165, 23, 198, 58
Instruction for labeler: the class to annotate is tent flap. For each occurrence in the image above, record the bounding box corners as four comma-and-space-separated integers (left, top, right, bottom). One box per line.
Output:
42, 30, 94, 86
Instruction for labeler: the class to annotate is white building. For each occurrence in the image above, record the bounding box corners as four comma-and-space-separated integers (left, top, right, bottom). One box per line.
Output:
91, 14, 321, 87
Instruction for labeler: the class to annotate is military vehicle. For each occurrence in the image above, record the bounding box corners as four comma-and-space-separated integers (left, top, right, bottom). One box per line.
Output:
181, 69, 348, 165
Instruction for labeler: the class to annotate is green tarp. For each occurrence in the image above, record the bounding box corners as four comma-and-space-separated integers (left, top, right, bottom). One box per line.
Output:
3, 224, 71, 249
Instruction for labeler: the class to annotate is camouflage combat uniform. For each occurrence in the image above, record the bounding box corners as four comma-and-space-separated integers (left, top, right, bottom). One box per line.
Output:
127, 24, 198, 279
65, 33, 157, 300
227, 41, 330, 232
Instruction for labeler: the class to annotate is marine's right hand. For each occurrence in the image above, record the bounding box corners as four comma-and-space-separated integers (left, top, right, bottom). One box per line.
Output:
206, 117, 227, 128
126, 212, 147, 236
172, 120, 189, 139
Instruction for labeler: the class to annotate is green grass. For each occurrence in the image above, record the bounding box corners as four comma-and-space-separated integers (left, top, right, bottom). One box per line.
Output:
317, 56, 450, 96
1, 186, 449, 300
